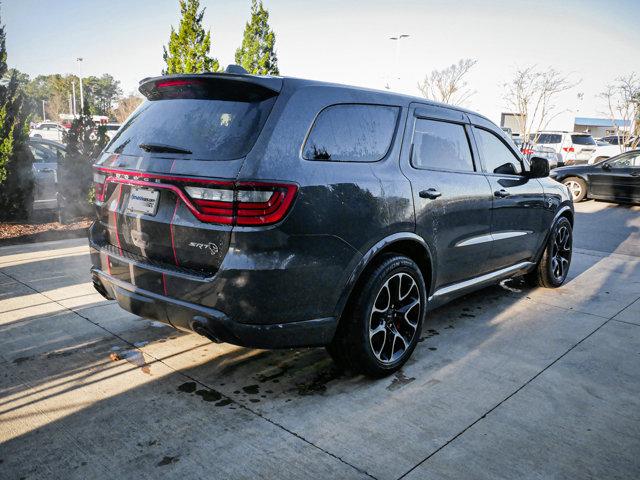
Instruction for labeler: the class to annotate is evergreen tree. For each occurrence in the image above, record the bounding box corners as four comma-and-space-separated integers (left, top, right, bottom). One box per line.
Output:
57, 104, 108, 223
0, 12, 34, 220
235, 0, 279, 75
163, 0, 219, 74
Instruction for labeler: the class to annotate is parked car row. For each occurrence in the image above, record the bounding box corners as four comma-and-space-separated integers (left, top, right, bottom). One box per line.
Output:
29, 121, 121, 144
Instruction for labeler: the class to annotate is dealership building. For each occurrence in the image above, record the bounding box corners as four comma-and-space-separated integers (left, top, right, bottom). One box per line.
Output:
573, 117, 630, 138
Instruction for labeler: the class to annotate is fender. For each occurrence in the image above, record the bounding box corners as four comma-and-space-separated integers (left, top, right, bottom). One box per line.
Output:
533, 203, 574, 264
332, 231, 435, 322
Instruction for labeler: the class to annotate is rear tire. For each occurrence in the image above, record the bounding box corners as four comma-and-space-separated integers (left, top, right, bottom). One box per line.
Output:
562, 177, 587, 202
528, 217, 572, 288
326, 254, 427, 377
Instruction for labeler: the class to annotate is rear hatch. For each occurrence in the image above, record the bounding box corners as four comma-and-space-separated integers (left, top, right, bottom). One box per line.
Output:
570, 134, 596, 161
92, 74, 287, 275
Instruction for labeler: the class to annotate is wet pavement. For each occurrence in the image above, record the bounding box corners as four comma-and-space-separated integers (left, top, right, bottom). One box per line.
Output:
1, 200, 639, 479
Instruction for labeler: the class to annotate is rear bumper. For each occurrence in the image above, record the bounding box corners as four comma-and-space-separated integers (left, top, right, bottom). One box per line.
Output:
92, 268, 337, 349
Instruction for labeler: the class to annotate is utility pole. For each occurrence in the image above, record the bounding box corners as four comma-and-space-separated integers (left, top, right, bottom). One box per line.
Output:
42, 100, 46, 121
72, 81, 76, 116
389, 34, 410, 90
77, 57, 84, 113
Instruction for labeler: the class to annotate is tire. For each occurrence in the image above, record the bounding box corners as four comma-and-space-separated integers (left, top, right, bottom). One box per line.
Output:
326, 254, 427, 377
528, 217, 572, 288
562, 177, 587, 202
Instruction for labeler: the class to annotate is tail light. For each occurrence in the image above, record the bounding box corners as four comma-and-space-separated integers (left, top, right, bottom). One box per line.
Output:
522, 148, 534, 155
94, 172, 107, 202
184, 183, 297, 225
94, 168, 297, 226
563, 147, 575, 153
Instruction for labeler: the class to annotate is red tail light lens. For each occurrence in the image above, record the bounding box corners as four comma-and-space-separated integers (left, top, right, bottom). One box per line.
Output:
183, 183, 297, 226
522, 148, 534, 155
562, 147, 575, 153
94, 172, 107, 202
94, 168, 297, 226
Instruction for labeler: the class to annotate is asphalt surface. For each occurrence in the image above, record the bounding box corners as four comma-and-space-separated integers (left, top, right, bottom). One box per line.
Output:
1, 200, 639, 479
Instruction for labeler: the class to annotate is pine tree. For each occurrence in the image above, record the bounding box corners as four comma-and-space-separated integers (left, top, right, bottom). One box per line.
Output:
163, 0, 219, 74
57, 103, 108, 223
0, 11, 34, 220
235, 0, 279, 76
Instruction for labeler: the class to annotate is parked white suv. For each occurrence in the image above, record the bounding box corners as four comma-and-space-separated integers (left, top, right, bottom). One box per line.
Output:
532, 131, 620, 165
29, 122, 66, 142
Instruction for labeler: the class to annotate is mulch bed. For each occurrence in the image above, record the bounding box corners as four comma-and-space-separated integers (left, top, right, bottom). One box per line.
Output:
0, 212, 92, 246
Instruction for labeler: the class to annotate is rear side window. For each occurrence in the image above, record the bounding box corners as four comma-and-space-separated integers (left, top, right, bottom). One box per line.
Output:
411, 119, 474, 171
106, 82, 277, 160
473, 127, 523, 175
571, 135, 596, 145
303, 104, 399, 162
535, 133, 562, 144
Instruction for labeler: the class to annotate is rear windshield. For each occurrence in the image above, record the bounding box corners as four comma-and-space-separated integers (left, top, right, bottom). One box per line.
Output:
533, 133, 561, 144
571, 134, 596, 145
106, 96, 276, 160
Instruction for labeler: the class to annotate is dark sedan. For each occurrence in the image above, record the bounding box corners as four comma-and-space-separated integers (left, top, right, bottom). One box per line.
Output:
549, 150, 640, 204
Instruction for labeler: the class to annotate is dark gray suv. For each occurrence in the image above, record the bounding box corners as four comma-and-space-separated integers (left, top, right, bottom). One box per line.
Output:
89, 68, 573, 377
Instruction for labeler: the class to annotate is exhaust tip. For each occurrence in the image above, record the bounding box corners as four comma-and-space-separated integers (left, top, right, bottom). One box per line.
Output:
191, 317, 223, 343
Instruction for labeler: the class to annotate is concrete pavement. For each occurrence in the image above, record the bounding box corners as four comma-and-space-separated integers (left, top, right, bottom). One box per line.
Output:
1, 200, 639, 479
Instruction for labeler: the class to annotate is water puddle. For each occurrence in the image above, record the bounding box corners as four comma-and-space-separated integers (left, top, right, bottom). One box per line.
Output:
387, 370, 416, 391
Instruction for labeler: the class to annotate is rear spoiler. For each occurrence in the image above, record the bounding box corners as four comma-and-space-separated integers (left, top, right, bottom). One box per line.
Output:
138, 73, 283, 100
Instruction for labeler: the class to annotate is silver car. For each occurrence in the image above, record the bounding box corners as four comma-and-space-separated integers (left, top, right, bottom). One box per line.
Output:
28, 139, 66, 210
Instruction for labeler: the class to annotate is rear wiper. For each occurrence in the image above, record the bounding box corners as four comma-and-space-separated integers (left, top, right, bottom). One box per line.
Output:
139, 142, 192, 154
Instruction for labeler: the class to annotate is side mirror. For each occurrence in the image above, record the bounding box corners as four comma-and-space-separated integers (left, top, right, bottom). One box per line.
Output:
528, 156, 550, 178
601, 163, 611, 171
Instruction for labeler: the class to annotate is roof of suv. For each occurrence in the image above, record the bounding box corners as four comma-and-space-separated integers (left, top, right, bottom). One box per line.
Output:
138, 71, 490, 125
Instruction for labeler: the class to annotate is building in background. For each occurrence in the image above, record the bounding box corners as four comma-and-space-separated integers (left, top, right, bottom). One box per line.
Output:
573, 117, 630, 138
500, 112, 526, 136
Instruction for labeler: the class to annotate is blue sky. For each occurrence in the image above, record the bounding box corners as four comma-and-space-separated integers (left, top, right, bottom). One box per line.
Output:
4, 0, 640, 128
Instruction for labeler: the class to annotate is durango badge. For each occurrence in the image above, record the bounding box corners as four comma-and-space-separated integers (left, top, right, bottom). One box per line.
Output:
188, 242, 219, 256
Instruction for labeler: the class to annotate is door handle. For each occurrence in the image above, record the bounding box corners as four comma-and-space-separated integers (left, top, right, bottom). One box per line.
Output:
419, 188, 442, 199
494, 189, 510, 198
41, 168, 55, 173
630, 171, 640, 177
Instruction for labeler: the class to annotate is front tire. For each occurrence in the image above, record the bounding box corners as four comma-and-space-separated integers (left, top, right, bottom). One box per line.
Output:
327, 254, 427, 377
529, 217, 572, 288
562, 177, 587, 202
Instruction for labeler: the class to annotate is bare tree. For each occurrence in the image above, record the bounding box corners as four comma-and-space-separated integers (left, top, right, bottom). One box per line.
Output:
599, 73, 640, 152
113, 94, 144, 123
418, 58, 477, 106
503, 66, 578, 143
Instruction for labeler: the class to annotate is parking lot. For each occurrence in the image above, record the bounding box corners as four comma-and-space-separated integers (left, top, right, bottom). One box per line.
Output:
1, 200, 639, 479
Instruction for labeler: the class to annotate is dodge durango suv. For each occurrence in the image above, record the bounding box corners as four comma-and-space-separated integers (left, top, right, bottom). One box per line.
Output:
89, 67, 574, 377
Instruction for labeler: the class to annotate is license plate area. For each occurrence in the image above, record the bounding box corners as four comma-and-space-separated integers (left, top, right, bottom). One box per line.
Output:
127, 187, 160, 216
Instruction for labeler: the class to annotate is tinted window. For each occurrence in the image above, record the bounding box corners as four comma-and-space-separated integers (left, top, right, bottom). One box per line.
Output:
106, 96, 276, 160
535, 133, 562, 144
411, 119, 474, 171
571, 135, 596, 145
303, 104, 399, 162
473, 127, 522, 174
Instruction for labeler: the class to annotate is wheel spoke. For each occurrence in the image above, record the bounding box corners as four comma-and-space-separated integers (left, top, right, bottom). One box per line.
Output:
372, 281, 390, 313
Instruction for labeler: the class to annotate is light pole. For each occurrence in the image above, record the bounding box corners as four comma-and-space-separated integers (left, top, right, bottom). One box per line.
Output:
42, 100, 47, 122
389, 34, 410, 88
77, 57, 84, 114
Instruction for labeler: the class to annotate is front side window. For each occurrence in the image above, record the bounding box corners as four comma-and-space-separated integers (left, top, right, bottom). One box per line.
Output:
473, 127, 523, 175
607, 153, 640, 168
411, 118, 474, 171
303, 104, 399, 162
